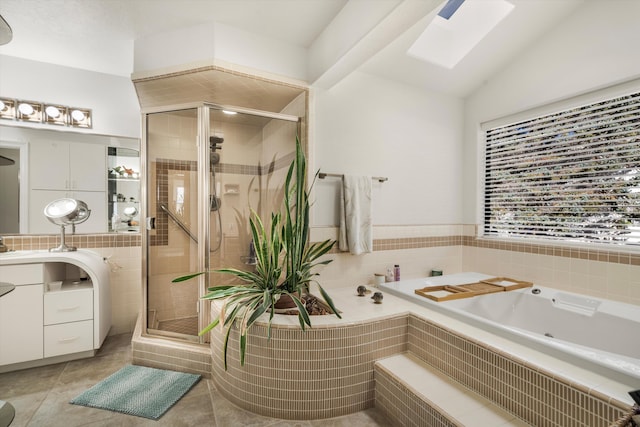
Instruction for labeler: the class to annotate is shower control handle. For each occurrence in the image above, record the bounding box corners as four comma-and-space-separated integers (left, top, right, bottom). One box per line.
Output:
146, 217, 156, 230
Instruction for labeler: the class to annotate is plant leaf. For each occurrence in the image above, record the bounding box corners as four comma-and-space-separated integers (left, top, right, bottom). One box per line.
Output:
239, 333, 247, 366
222, 320, 233, 371
198, 317, 220, 336
318, 284, 342, 319
291, 293, 311, 328
171, 272, 205, 283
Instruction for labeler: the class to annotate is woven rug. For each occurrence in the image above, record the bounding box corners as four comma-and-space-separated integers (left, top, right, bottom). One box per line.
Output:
70, 365, 201, 420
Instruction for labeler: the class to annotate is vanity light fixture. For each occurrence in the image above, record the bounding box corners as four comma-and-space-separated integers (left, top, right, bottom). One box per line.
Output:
69, 107, 92, 128
0, 96, 92, 128
0, 97, 15, 120
16, 100, 42, 122
44, 104, 68, 126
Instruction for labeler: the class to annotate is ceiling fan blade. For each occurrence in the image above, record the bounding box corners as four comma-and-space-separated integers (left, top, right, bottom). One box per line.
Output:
0, 155, 16, 166
0, 14, 13, 46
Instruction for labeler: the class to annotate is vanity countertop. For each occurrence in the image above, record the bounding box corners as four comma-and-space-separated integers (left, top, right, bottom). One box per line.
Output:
0, 249, 104, 267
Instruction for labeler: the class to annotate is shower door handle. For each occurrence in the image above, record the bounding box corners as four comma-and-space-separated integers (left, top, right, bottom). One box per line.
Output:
146, 217, 156, 230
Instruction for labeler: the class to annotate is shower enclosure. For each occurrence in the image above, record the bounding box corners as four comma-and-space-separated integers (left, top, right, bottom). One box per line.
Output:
142, 103, 300, 342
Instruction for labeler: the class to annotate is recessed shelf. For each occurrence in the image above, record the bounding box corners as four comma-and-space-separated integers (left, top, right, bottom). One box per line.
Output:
108, 177, 140, 182
224, 183, 240, 195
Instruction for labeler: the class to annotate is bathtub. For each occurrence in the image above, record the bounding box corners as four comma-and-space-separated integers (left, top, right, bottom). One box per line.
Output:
380, 272, 640, 385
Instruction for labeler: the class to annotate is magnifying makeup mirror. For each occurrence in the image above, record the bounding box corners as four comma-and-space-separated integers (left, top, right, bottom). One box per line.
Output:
44, 198, 91, 252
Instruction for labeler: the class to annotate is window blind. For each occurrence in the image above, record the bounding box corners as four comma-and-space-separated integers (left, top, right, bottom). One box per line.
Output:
483, 91, 640, 246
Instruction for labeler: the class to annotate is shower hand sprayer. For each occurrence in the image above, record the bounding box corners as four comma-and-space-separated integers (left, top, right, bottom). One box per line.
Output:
210, 136, 224, 252
209, 136, 223, 212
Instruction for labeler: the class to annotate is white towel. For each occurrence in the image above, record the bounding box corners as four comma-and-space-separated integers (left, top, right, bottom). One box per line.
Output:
339, 175, 373, 255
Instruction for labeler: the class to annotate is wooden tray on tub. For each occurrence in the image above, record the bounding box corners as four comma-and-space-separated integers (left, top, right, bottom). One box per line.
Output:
414, 277, 533, 302
480, 277, 533, 291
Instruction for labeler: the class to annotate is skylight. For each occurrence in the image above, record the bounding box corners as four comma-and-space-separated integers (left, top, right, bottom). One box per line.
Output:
407, 0, 514, 69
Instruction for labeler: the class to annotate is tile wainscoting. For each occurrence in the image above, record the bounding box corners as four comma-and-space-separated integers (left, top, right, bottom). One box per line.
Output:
6, 225, 639, 340
312, 226, 640, 306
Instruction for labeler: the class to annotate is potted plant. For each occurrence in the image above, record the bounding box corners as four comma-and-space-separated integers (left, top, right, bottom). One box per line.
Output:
173, 137, 341, 368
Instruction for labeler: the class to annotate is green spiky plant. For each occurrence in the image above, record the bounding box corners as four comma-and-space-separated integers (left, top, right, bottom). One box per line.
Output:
172, 136, 340, 369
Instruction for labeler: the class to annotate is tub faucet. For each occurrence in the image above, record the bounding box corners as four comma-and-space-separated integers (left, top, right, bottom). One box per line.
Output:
0, 236, 8, 253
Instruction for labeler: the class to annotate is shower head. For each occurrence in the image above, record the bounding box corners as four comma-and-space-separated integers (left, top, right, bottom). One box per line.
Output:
210, 136, 224, 152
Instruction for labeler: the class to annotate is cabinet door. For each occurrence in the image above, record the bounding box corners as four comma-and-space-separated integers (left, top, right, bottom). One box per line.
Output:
0, 284, 44, 365
70, 143, 106, 191
29, 190, 68, 234
72, 190, 107, 233
30, 141, 69, 190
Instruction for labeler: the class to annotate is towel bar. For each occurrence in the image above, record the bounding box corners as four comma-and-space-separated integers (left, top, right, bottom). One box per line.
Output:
318, 172, 388, 183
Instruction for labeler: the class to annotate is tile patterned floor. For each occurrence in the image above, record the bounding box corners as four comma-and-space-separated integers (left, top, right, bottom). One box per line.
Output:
0, 333, 392, 426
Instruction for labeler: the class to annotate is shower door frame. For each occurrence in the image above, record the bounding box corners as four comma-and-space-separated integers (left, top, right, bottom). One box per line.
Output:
141, 101, 301, 344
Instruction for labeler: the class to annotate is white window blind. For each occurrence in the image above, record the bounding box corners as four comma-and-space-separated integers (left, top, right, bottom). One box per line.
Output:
483, 91, 640, 246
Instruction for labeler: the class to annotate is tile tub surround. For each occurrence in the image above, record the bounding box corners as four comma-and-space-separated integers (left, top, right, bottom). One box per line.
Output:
209, 288, 409, 420
207, 288, 633, 424
407, 314, 629, 427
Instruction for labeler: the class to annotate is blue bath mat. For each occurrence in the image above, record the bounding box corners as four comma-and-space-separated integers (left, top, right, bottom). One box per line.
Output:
70, 365, 201, 420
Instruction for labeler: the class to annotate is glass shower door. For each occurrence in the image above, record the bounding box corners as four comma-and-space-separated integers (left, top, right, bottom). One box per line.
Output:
141, 103, 301, 343
144, 108, 202, 340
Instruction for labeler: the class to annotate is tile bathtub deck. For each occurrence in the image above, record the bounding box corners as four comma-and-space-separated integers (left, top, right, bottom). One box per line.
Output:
0, 333, 392, 427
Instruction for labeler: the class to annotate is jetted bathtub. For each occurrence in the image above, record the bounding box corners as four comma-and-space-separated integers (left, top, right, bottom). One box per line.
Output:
380, 272, 640, 385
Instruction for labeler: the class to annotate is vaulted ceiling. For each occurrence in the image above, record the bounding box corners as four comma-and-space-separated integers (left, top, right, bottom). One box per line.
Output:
0, 0, 587, 98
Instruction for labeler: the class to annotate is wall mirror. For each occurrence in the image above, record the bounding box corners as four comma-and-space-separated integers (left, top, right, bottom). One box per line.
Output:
0, 124, 139, 235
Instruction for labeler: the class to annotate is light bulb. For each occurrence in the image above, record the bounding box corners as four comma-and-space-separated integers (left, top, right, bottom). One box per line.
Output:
45, 105, 60, 118
71, 109, 85, 122
18, 103, 34, 116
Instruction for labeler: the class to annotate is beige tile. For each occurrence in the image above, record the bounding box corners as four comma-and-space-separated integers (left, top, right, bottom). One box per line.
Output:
456, 403, 523, 427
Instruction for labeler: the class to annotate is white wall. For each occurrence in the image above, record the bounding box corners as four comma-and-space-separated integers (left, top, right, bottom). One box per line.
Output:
133, 22, 307, 82
0, 55, 140, 138
462, 0, 640, 223
459, 1, 640, 305
312, 71, 464, 226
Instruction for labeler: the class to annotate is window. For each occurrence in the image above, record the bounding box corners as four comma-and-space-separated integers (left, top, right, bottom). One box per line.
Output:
483, 91, 640, 246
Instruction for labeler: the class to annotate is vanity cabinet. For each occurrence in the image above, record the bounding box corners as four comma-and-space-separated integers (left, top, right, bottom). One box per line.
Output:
30, 141, 106, 191
44, 286, 94, 357
0, 250, 111, 372
28, 141, 107, 234
0, 264, 44, 365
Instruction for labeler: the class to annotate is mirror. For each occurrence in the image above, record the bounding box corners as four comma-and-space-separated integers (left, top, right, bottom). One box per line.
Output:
0, 124, 139, 235
108, 146, 140, 233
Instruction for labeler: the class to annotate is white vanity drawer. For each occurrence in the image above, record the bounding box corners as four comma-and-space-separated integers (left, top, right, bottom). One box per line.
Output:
44, 289, 93, 325
0, 263, 43, 285
44, 320, 93, 357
